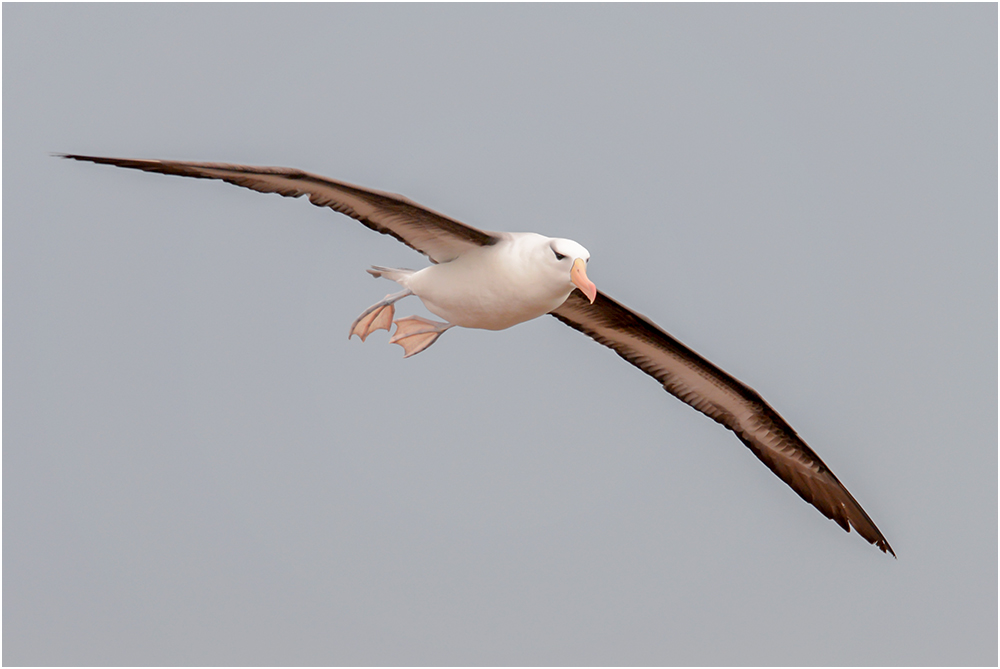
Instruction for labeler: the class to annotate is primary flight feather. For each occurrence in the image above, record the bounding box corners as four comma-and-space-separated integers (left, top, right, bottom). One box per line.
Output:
61, 154, 894, 556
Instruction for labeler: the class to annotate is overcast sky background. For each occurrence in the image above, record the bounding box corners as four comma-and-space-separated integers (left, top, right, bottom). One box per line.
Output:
4, 4, 996, 666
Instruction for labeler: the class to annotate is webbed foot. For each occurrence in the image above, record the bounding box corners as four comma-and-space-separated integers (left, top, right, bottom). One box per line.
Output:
389, 316, 453, 358
349, 290, 413, 342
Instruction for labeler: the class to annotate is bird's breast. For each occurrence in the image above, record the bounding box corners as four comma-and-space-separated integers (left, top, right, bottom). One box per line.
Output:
404, 252, 572, 330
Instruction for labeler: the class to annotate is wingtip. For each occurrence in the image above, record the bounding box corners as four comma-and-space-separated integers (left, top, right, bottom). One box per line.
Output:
55, 153, 101, 163
880, 540, 897, 559
57, 153, 110, 162
846, 515, 895, 558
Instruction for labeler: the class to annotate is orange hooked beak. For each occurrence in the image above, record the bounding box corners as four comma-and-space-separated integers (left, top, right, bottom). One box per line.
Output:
571, 258, 597, 303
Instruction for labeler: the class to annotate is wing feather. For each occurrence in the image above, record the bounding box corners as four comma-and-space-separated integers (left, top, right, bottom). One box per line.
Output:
60, 155, 500, 263
551, 290, 894, 556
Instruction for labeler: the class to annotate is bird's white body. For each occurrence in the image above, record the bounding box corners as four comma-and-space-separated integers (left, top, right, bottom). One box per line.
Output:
399, 233, 587, 330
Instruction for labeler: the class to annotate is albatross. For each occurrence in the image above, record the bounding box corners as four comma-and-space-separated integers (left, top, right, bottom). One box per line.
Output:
61, 154, 895, 556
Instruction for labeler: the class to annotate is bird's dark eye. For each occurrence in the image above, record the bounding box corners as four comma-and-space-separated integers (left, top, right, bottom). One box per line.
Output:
552, 249, 566, 261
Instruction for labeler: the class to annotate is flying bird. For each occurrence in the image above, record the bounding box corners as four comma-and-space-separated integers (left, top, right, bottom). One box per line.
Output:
61, 154, 894, 556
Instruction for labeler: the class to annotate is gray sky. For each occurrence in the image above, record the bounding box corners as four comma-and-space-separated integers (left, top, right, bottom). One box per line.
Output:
4, 4, 996, 665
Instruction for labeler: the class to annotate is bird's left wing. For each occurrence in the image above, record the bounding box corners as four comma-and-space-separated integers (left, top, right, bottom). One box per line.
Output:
551, 290, 894, 555
59, 155, 501, 263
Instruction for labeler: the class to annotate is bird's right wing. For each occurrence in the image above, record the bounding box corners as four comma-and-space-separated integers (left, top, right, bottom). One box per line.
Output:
551, 290, 894, 556
60, 155, 501, 263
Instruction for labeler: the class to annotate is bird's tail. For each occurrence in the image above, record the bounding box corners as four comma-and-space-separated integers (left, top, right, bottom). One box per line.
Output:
366, 265, 415, 282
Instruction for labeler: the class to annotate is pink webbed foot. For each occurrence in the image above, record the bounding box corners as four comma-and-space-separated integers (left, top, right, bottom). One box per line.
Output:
349, 290, 413, 342
389, 316, 453, 358
349, 303, 394, 341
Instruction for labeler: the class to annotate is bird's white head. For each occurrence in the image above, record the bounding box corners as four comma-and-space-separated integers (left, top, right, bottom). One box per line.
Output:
548, 237, 597, 304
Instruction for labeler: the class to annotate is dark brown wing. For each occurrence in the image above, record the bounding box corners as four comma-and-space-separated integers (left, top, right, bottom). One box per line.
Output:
60, 154, 501, 263
552, 290, 894, 556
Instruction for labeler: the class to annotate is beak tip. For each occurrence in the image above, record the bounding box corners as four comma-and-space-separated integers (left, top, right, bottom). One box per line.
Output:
570, 257, 597, 304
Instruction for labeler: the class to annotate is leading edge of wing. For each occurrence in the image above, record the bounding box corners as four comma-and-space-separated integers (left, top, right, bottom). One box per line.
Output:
551, 290, 894, 556
58, 154, 501, 263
